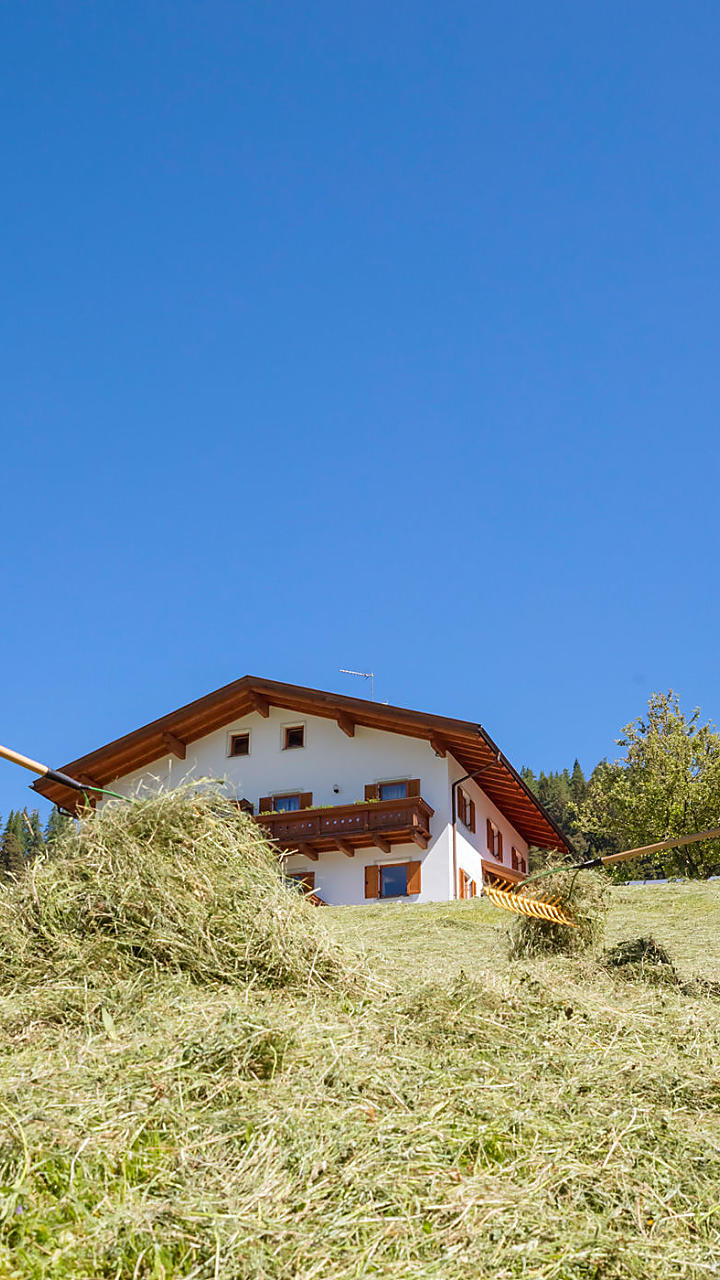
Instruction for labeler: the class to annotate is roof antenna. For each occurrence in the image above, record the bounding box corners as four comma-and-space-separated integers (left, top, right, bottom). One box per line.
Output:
339, 668, 374, 701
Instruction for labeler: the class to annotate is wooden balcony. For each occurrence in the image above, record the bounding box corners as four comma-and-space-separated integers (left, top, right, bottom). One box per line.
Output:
257, 795, 434, 860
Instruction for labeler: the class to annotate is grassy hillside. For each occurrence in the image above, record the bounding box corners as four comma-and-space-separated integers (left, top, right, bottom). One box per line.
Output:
0, 816, 719, 1279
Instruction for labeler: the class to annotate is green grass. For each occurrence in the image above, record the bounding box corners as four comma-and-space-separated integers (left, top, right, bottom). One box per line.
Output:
1, 844, 719, 1277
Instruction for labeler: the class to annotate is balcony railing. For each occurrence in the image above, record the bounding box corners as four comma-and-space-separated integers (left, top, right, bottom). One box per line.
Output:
257, 795, 434, 857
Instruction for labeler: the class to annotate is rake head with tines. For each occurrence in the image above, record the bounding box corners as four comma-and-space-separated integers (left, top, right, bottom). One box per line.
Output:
482, 877, 578, 927
481, 824, 720, 929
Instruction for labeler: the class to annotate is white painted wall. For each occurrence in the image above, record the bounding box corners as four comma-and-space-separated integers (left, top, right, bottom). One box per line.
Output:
106, 707, 453, 905
448, 755, 529, 890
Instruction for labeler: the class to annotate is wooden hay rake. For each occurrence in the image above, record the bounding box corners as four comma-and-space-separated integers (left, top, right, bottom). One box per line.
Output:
482, 826, 720, 927
483, 877, 578, 926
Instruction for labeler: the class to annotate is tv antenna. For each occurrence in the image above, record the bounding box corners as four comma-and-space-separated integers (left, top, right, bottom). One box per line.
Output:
339, 668, 374, 701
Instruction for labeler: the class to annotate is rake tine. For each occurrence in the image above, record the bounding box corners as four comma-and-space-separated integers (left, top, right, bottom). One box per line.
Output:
482, 881, 577, 927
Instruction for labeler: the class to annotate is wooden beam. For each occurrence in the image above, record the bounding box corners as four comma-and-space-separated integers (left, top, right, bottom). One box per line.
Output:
429, 735, 447, 757
336, 711, 355, 738
371, 834, 391, 855
162, 730, 186, 760
249, 690, 270, 718
336, 839, 355, 858
303, 845, 320, 861
411, 830, 429, 850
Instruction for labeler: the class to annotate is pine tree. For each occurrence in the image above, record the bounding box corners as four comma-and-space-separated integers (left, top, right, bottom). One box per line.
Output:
1, 829, 24, 879
570, 759, 587, 806
45, 806, 73, 847
23, 809, 45, 860
3, 811, 26, 854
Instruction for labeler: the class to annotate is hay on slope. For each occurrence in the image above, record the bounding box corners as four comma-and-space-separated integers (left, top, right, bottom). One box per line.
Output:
0, 785, 355, 990
507, 866, 607, 958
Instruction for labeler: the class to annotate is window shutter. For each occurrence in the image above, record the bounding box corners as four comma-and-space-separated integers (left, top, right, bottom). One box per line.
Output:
259, 796, 273, 813
407, 860, 422, 895
407, 778, 421, 797
497, 831, 503, 861
486, 817, 493, 852
299, 793, 313, 809
364, 865, 379, 898
469, 799, 476, 833
365, 783, 379, 801
470, 879, 477, 898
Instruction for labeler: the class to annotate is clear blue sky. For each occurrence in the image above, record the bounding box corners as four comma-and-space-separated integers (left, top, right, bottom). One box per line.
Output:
2, 1, 719, 821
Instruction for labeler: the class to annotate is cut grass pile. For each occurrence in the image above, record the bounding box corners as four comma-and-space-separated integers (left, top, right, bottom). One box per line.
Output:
0, 787, 355, 991
0, 804, 719, 1278
507, 867, 607, 957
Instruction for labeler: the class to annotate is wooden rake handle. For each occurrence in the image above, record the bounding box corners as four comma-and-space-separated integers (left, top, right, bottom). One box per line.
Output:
577, 825, 720, 870
0, 743, 101, 795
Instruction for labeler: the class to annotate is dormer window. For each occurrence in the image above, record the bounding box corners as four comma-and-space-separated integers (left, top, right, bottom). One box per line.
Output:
283, 725, 305, 750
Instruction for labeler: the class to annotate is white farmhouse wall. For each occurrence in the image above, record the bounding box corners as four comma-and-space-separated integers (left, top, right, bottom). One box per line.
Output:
106, 708, 453, 905
448, 755, 529, 889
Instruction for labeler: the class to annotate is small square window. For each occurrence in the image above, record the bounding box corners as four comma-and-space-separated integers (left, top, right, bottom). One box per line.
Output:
379, 780, 407, 801
284, 725, 305, 750
230, 733, 250, 757
380, 864, 408, 898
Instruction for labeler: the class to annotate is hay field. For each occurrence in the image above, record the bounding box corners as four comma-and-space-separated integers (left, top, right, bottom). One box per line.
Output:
1, 798, 719, 1279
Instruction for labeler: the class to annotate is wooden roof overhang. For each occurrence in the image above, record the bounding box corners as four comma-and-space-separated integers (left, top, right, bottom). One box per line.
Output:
32, 674, 571, 855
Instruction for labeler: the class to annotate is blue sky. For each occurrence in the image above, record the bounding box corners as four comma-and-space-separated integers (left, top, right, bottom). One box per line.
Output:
2, 1, 719, 820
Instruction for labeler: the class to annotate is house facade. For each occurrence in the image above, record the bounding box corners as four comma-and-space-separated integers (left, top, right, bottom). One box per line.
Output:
33, 676, 569, 905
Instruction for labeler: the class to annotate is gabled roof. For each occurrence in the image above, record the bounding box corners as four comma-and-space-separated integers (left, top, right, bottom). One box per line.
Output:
32, 675, 571, 854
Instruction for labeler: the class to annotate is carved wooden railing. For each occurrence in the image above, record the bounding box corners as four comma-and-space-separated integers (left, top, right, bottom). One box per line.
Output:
257, 795, 433, 853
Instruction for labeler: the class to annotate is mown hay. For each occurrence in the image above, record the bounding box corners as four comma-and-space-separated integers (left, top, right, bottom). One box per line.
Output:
0, 785, 358, 991
605, 935, 674, 969
507, 866, 607, 957
604, 935, 720, 999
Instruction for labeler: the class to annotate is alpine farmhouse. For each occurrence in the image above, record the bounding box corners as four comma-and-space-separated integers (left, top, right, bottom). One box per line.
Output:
33, 676, 569, 905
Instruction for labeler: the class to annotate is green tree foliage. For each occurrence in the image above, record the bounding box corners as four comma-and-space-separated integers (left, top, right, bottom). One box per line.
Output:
3, 811, 26, 852
521, 761, 589, 856
1, 829, 25, 880
45, 806, 73, 847
579, 691, 720, 880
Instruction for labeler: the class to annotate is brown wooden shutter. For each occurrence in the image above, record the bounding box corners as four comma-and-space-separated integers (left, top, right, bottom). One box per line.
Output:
259, 796, 273, 813
299, 793, 313, 809
365, 783, 379, 801
407, 860, 422, 895
486, 817, 493, 852
497, 831, 503, 861
469, 799, 476, 833
364, 865, 379, 898
407, 778, 421, 797
470, 879, 477, 898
